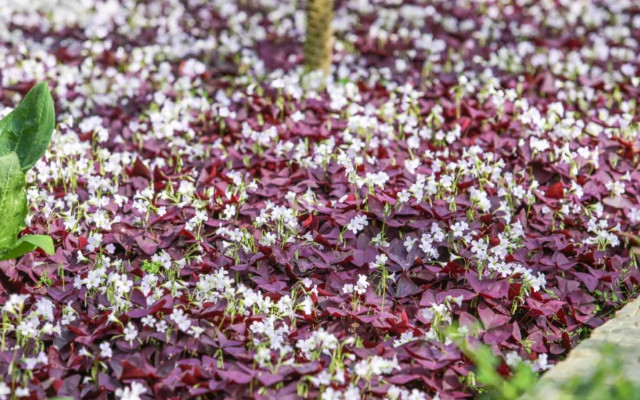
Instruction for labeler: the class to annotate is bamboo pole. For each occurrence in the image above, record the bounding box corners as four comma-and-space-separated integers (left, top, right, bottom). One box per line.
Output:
304, 0, 334, 74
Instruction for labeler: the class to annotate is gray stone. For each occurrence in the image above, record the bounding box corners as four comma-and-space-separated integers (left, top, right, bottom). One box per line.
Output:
520, 296, 640, 399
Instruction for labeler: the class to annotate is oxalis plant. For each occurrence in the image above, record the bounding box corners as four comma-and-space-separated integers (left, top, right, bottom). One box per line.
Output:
0, 82, 55, 260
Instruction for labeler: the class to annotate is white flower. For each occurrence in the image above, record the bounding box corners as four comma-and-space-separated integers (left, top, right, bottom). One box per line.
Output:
407, 135, 421, 151
419, 233, 439, 259
259, 232, 277, 246
123, 322, 138, 344
347, 215, 368, 234
354, 355, 400, 379
532, 353, 549, 372
387, 385, 404, 400
371, 254, 388, 270
285, 191, 297, 202
141, 315, 157, 327
342, 283, 355, 294
35, 298, 55, 321
84, 269, 105, 290
310, 369, 332, 387
222, 204, 236, 220
0, 382, 10, 400
100, 342, 113, 358
155, 320, 168, 334
355, 274, 369, 294
398, 190, 411, 203
86, 233, 102, 252
291, 111, 305, 122
606, 180, 625, 196
61, 304, 77, 326
296, 328, 339, 360
189, 326, 204, 338
431, 223, 446, 241
393, 330, 415, 347
254, 346, 271, 367
2, 294, 29, 315
530, 137, 550, 153
321, 387, 341, 400
451, 221, 468, 238
115, 382, 147, 400
505, 351, 522, 367
408, 389, 429, 400
343, 385, 361, 400
300, 296, 314, 315
404, 236, 417, 252
630, 208, 640, 224
358, 171, 389, 188
171, 308, 191, 332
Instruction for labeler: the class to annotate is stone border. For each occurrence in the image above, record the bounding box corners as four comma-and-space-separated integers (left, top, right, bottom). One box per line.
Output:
520, 296, 640, 398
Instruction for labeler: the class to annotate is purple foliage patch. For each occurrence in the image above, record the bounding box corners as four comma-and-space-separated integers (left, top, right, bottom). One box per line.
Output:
1, 0, 640, 399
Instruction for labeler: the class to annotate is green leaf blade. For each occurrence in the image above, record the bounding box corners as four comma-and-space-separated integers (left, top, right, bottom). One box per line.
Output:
0, 152, 27, 252
0, 82, 55, 171
0, 234, 54, 261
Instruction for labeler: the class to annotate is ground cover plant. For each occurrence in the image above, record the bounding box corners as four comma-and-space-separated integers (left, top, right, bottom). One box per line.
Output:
0, 0, 639, 399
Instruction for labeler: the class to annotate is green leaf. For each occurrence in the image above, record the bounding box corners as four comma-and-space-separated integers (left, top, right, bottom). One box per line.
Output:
0, 82, 55, 171
0, 234, 54, 261
0, 152, 27, 252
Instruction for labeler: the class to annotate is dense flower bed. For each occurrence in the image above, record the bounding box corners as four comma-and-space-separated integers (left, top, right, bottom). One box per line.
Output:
1, 0, 640, 399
